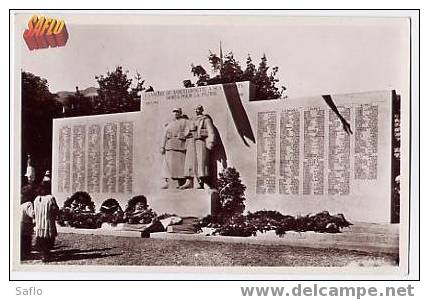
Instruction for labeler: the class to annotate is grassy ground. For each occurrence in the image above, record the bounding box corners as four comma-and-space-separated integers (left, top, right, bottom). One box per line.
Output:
21, 233, 398, 267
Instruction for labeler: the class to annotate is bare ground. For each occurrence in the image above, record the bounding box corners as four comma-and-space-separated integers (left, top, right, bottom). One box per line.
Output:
21, 233, 398, 267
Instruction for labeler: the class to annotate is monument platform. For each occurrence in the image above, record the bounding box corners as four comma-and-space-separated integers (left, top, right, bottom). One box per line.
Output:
145, 188, 213, 217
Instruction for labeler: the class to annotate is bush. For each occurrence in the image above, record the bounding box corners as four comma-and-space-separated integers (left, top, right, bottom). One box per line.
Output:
216, 167, 246, 220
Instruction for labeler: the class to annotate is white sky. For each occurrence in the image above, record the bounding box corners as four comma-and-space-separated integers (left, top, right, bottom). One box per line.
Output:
16, 14, 410, 98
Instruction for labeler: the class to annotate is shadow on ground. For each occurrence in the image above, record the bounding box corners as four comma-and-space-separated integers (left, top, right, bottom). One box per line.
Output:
22, 247, 122, 263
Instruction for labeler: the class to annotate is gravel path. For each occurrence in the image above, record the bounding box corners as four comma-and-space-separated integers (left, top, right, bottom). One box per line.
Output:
21, 233, 398, 267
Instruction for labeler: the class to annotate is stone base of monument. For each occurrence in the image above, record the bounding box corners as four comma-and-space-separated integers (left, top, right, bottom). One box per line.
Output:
57, 225, 143, 238
146, 188, 214, 218
56, 222, 398, 255
151, 223, 399, 255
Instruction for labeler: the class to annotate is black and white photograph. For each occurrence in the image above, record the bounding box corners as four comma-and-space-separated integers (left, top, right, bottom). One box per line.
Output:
9, 10, 417, 280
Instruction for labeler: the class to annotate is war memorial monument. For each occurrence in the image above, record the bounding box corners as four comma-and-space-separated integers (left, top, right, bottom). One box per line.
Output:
51, 81, 400, 224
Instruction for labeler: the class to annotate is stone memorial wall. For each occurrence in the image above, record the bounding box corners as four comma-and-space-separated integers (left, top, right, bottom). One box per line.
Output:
229, 90, 397, 223
53, 113, 141, 201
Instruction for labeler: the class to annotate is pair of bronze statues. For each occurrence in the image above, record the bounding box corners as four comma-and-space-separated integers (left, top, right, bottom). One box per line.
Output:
161, 105, 216, 190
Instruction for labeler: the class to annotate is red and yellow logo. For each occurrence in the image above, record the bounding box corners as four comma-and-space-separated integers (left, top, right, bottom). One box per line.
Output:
23, 15, 69, 50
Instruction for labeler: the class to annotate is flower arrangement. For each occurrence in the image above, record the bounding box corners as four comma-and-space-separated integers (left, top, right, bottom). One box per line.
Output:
123, 195, 157, 224
98, 198, 124, 225
195, 210, 352, 237
57, 191, 101, 229
57, 193, 178, 229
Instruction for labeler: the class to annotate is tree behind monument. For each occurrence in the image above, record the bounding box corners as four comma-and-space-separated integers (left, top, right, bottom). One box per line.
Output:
183, 51, 287, 100
94, 66, 146, 114
21, 71, 63, 182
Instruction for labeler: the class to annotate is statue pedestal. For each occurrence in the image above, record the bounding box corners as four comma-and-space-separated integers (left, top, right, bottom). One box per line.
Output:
147, 189, 213, 217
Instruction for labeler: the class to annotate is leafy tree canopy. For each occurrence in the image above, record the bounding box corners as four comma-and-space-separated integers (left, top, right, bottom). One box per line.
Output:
184, 51, 287, 100
94, 66, 147, 114
65, 66, 152, 117
21, 71, 62, 181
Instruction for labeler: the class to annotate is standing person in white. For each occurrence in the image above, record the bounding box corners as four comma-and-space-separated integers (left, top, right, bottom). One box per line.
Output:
33, 180, 59, 262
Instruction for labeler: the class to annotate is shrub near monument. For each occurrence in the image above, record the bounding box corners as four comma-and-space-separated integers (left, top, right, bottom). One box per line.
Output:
196, 168, 353, 237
